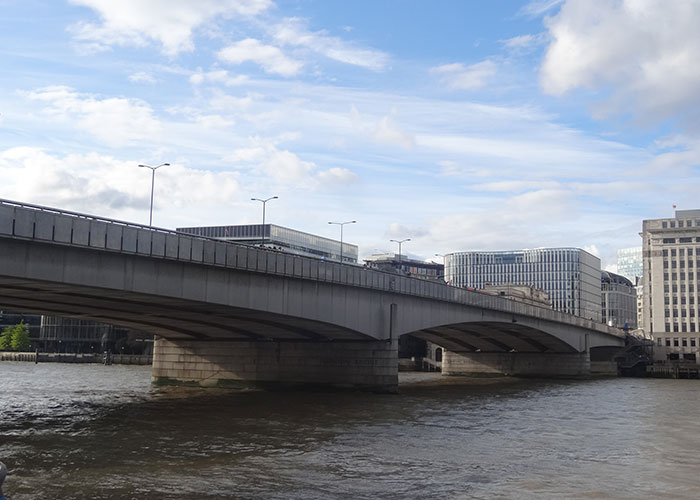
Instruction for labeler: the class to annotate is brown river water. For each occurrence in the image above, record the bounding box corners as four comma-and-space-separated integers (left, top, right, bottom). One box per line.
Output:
1, 362, 699, 499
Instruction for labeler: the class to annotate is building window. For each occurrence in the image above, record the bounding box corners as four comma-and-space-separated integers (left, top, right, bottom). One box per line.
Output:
692, 338, 698, 347
672, 249, 677, 257
681, 237, 693, 243
683, 338, 689, 347
666, 337, 671, 345
674, 338, 680, 346
664, 238, 676, 243
663, 222, 668, 228
657, 337, 663, 346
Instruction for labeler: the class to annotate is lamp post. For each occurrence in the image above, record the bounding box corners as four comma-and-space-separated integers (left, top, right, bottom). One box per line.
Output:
138, 163, 170, 227
328, 220, 356, 263
390, 238, 411, 266
251, 196, 278, 246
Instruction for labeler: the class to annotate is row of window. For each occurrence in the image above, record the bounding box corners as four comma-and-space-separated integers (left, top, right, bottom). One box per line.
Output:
663, 272, 700, 281
658, 337, 698, 347
662, 248, 697, 257
663, 260, 698, 268
664, 323, 700, 332
664, 283, 700, 293
661, 219, 700, 228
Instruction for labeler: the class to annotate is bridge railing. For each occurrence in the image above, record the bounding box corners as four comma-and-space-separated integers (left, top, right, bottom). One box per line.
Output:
0, 198, 616, 335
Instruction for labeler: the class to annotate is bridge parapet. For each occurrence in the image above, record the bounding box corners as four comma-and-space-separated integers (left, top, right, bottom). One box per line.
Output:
0, 198, 621, 339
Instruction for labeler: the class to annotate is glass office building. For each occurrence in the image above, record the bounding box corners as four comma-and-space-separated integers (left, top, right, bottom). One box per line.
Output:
176, 224, 359, 263
616, 246, 643, 283
445, 248, 602, 321
601, 271, 637, 329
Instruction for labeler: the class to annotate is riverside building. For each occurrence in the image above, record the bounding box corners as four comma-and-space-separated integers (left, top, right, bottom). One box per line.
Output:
601, 271, 637, 329
642, 209, 700, 355
177, 224, 358, 264
444, 248, 602, 321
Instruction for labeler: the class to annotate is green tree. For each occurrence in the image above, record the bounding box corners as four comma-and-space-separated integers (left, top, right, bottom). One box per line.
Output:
10, 321, 31, 351
0, 325, 12, 350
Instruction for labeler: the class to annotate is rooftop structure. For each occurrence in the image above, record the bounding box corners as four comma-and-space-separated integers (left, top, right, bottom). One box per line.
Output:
177, 224, 358, 264
363, 253, 444, 281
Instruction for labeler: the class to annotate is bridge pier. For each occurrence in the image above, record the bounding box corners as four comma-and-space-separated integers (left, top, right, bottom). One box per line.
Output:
442, 351, 591, 378
152, 337, 399, 393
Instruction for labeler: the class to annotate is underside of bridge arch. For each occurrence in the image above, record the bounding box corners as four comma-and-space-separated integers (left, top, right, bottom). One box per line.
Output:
406, 321, 579, 354
0, 276, 374, 342
403, 321, 598, 378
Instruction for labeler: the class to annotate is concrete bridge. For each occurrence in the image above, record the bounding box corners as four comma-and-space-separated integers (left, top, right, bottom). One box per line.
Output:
0, 198, 624, 392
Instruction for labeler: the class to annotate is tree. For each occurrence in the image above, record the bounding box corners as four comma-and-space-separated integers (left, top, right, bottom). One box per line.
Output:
10, 321, 31, 352
0, 326, 12, 350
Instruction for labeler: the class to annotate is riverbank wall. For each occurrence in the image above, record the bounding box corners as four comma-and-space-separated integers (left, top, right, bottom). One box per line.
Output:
0, 351, 152, 365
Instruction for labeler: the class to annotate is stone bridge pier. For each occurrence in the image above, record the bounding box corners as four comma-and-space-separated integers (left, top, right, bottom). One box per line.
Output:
152, 338, 399, 392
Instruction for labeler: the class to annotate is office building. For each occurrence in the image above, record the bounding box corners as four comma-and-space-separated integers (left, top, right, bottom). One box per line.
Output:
601, 271, 637, 329
444, 248, 602, 321
177, 224, 358, 264
363, 254, 444, 281
642, 209, 700, 355
616, 246, 643, 282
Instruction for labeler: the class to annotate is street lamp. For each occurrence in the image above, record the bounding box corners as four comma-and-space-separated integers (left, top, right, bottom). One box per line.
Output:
251, 196, 278, 246
328, 220, 356, 263
390, 238, 411, 265
138, 163, 170, 226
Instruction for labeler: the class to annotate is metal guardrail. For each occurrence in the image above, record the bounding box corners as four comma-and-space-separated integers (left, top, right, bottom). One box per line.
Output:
0, 198, 620, 336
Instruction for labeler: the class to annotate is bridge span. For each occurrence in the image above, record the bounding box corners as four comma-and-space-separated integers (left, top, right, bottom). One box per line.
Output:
0, 198, 624, 392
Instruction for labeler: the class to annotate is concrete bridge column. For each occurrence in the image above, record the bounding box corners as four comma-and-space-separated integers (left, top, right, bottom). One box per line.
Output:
442, 351, 591, 378
152, 337, 399, 393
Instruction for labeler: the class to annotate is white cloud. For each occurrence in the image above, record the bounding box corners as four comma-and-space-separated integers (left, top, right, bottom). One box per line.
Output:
431, 60, 497, 90
316, 167, 359, 186
349, 106, 415, 149
227, 140, 358, 187
373, 116, 414, 150
271, 17, 389, 71
195, 114, 236, 129
128, 72, 157, 84
540, 0, 700, 123
218, 39, 303, 77
23, 86, 161, 147
69, 0, 273, 55
189, 68, 249, 87
519, 0, 565, 17
0, 147, 240, 217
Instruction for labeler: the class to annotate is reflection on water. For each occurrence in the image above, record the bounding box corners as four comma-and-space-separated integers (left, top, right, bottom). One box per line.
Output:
1, 362, 700, 499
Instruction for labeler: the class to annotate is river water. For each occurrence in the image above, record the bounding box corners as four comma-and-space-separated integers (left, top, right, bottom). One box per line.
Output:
1, 362, 699, 499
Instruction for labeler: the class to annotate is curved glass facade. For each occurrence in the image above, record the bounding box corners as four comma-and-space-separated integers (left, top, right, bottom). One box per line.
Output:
445, 248, 602, 321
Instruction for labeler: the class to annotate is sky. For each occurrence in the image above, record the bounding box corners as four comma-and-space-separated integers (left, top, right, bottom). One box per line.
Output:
2, 0, 700, 270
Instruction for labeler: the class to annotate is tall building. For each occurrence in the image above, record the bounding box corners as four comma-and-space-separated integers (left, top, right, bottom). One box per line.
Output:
616, 246, 643, 282
601, 271, 637, 329
642, 209, 700, 350
444, 248, 602, 321
177, 224, 358, 264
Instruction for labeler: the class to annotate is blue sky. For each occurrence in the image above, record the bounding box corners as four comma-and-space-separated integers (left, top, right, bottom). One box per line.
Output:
2, 0, 700, 270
